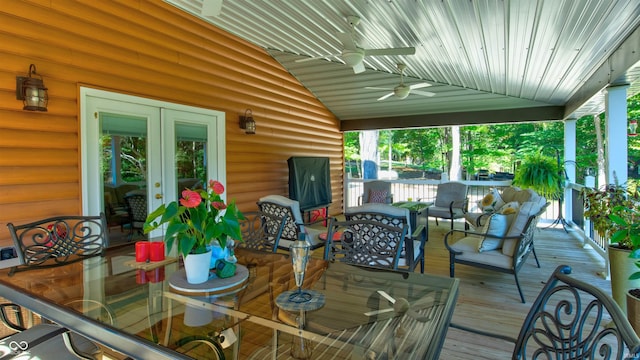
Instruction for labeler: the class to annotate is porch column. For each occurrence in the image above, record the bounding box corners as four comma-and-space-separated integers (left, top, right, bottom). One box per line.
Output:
604, 85, 629, 186
564, 118, 577, 222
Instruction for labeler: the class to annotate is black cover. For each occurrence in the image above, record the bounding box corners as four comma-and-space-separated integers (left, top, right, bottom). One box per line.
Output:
288, 157, 332, 211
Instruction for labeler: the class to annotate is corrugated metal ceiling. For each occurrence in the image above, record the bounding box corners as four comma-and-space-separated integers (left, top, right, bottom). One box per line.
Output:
165, 0, 640, 130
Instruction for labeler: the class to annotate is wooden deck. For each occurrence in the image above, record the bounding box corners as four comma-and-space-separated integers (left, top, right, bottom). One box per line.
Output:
429, 219, 610, 359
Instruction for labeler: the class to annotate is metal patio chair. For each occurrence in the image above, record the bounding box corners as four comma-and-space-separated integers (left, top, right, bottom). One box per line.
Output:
450, 265, 640, 359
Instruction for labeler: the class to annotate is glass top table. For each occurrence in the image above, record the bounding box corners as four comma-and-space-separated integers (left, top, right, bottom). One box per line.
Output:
0, 245, 458, 359
392, 201, 433, 230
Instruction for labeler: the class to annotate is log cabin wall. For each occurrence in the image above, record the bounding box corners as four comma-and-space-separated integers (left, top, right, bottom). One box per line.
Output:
0, 0, 344, 248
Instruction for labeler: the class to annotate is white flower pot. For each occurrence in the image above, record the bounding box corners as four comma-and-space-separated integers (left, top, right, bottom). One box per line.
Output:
183, 250, 212, 284
183, 303, 214, 327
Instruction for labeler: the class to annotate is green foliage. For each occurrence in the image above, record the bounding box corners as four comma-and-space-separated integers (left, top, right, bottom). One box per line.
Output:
143, 180, 244, 258
512, 154, 562, 199
344, 92, 640, 182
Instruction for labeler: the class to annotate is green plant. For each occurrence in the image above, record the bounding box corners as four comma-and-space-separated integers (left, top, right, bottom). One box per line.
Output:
583, 183, 640, 279
143, 180, 244, 258
512, 154, 563, 199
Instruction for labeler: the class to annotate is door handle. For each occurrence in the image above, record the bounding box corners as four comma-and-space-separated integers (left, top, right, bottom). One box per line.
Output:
155, 194, 163, 199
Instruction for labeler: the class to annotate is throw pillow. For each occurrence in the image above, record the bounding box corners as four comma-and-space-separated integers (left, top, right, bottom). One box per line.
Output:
368, 189, 388, 203
499, 201, 520, 214
477, 213, 511, 252
478, 188, 505, 213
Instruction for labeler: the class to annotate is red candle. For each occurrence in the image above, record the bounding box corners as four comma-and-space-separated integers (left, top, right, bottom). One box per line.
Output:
148, 267, 165, 283
136, 269, 148, 284
135, 241, 150, 262
149, 242, 165, 262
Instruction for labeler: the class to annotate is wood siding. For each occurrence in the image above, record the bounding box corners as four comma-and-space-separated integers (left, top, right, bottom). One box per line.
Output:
0, 0, 344, 248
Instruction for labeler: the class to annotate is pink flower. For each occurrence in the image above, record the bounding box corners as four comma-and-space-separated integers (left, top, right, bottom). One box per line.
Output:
209, 180, 224, 195
180, 190, 202, 208
212, 201, 227, 210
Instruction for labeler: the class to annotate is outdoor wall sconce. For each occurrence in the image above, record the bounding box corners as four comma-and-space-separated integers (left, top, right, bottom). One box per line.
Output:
16, 64, 48, 112
629, 119, 637, 137
239, 109, 256, 134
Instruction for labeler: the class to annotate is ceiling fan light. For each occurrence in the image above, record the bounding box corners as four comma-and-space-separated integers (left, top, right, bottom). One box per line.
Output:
394, 86, 410, 99
341, 49, 364, 67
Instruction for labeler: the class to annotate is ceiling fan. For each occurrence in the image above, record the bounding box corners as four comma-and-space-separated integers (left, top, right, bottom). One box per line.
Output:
295, 16, 416, 74
365, 63, 436, 100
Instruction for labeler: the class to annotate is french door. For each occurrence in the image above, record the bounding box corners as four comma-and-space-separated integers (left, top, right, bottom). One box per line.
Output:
80, 88, 226, 240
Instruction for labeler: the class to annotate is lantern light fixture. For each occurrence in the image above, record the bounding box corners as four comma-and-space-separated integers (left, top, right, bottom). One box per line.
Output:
16, 64, 48, 112
629, 119, 638, 137
239, 109, 256, 134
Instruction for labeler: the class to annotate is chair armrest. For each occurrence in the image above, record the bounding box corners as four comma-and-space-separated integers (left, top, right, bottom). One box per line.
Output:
0, 303, 26, 331
411, 224, 427, 246
449, 198, 469, 212
443, 230, 469, 254
301, 219, 327, 228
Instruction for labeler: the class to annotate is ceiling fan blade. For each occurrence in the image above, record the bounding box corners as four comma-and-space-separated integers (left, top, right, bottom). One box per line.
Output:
201, 0, 223, 16
336, 31, 357, 50
352, 62, 366, 74
294, 54, 340, 63
377, 290, 396, 303
412, 90, 436, 97
364, 307, 394, 317
364, 47, 416, 56
365, 86, 393, 90
409, 82, 432, 90
377, 93, 395, 101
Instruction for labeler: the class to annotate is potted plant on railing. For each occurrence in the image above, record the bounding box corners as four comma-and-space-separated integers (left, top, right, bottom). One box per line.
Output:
143, 180, 244, 284
582, 181, 640, 319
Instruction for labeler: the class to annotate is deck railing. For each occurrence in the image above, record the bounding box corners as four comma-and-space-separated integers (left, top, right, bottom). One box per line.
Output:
344, 178, 559, 219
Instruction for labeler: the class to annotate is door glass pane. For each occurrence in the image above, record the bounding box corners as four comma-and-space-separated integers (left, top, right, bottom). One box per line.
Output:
175, 122, 207, 196
100, 113, 148, 243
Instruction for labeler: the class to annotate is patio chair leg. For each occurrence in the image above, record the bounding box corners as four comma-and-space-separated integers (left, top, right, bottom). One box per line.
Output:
514, 273, 525, 303
420, 256, 425, 274
449, 255, 455, 277
532, 247, 541, 268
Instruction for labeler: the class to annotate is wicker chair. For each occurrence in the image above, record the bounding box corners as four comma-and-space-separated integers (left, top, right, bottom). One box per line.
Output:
450, 265, 640, 359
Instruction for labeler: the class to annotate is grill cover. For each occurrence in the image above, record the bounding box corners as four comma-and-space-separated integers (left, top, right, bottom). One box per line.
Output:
288, 157, 332, 211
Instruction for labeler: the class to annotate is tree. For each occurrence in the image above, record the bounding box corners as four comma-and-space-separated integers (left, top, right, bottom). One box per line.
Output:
360, 130, 379, 179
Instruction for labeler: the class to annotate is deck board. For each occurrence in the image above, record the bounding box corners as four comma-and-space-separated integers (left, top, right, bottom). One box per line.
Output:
430, 219, 610, 359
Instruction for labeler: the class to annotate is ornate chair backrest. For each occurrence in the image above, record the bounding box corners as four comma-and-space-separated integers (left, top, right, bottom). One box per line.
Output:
434, 181, 468, 208
124, 193, 147, 227
345, 203, 412, 233
7, 213, 109, 274
257, 195, 303, 243
237, 211, 288, 253
514, 265, 640, 359
323, 218, 408, 271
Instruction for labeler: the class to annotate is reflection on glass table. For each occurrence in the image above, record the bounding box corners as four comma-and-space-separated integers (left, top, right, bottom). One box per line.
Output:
0, 245, 458, 360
